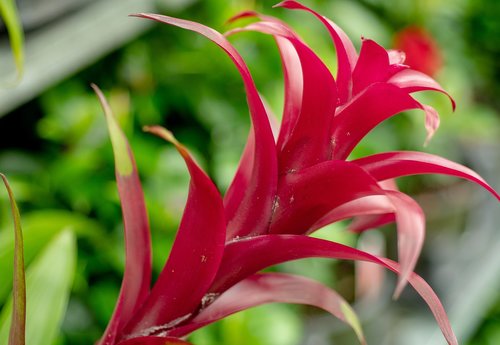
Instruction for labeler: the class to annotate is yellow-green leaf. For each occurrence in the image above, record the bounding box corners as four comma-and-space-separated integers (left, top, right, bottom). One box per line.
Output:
0, 0, 24, 81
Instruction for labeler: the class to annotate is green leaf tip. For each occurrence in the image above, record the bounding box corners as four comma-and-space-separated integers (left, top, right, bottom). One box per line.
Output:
0, 173, 26, 345
340, 300, 366, 345
0, 0, 24, 82
91, 84, 134, 176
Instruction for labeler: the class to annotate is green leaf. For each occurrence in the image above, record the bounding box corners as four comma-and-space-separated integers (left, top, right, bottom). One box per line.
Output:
0, 0, 24, 81
0, 230, 76, 345
1, 174, 25, 345
0, 210, 104, 304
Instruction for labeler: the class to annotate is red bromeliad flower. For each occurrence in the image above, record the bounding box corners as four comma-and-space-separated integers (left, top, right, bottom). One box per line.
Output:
92, 2, 499, 345
394, 25, 443, 77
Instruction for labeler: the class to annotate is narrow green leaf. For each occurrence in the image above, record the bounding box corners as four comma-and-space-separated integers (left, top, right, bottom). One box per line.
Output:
0, 210, 104, 304
340, 301, 364, 343
0, 0, 24, 81
0, 230, 76, 345
1, 174, 25, 345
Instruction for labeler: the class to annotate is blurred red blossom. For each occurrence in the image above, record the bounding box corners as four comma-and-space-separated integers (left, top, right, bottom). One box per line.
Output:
394, 25, 443, 77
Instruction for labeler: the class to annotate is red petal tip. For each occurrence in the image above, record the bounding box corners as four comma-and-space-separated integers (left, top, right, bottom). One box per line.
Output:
273, 0, 301, 9
272, 1, 287, 9
226, 11, 258, 24
129, 13, 147, 18
393, 281, 405, 300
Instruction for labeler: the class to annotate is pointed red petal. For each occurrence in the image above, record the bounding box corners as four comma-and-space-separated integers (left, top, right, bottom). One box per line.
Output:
273, 182, 425, 296
331, 83, 429, 160
223, 130, 254, 238
381, 258, 458, 345
133, 13, 277, 240
275, 0, 358, 104
93, 85, 152, 345
332, 180, 398, 233
353, 151, 500, 200
172, 273, 366, 345
117, 336, 193, 345
274, 38, 303, 152
223, 100, 279, 241
228, 11, 304, 153
309, 195, 394, 233
352, 39, 392, 95
208, 235, 458, 345
349, 213, 396, 232
123, 127, 226, 337
388, 69, 456, 110
318, 185, 396, 232
385, 191, 425, 298
229, 19, 337, 172
423, 104, 440, 145
270, 160, 381, 235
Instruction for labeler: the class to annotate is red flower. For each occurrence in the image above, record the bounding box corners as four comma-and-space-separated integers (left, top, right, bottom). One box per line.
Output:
91, 2, 499, 345
394, 25, 443, 77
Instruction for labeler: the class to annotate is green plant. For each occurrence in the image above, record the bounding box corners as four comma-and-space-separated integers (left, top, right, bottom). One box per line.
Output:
0, 0, 24, 81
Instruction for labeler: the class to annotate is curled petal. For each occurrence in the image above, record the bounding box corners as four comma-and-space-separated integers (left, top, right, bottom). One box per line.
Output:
334, 180, 398, 232
353, 151, 500, 201
229, 18, 337, 172
378, 178, 399, 191
228, 11, 304, 153
124, 127, 226, 337
388, 69, 456, 110
208, 235, 458, 345
223, 130, 254, 235
275, 37, 304, 152
270, 160, 381, 235
224, 15, 293, 237
423, 104, 440, 145
172, 273, 366, 345
349, 213, 396, 233
303, 188, 425, 297
331, 83, 434, 160
223, 97, 279, 240
346, 178, 400, 232
133, 13, 277, 240
309, 195, 394, 233
385, 191, 425, 298
275, 0, 358, 103
93, 85, 152, 345
381, 258, 457, 345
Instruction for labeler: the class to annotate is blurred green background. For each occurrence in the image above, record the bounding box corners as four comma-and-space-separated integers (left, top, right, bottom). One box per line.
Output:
0, 0, 499, 344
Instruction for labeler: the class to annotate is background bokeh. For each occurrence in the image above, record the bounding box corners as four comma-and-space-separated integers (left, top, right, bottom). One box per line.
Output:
0, 0, 499, 344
